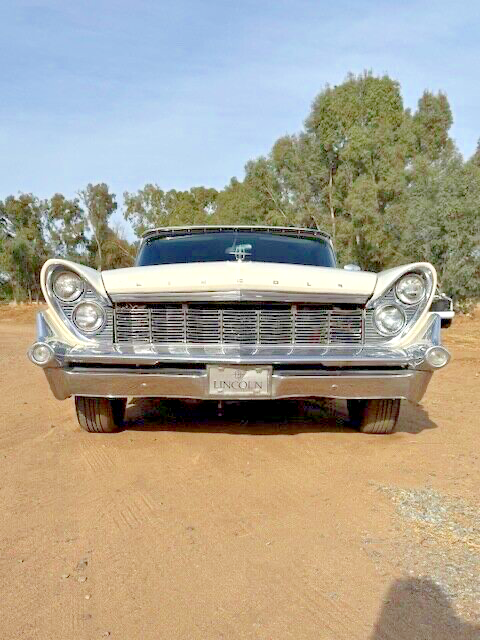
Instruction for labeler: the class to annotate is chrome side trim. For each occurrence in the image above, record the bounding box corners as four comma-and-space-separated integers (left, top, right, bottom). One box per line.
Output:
36, 312, 54, 341
109, 290, 369, 304
43, 367, 433, 403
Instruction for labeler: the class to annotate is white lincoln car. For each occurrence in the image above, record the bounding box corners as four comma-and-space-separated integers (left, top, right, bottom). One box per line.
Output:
28, 226, 450, 434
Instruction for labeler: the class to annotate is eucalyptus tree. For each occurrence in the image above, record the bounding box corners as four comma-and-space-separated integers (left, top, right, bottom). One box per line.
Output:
79, 183, 117, 270
124, 185, 218, 236
0, 194, 48, 301
47, 194, 86, 260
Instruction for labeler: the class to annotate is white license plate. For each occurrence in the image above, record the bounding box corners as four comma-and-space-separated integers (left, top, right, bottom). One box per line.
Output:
208, 366, 272, 397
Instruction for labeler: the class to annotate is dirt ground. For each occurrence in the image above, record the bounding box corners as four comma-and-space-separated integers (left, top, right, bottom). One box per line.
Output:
1, 305, 479, 639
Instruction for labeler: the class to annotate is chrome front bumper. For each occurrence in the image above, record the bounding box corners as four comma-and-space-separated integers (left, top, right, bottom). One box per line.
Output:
42, 366, 434, 403
29, 312, 449, 403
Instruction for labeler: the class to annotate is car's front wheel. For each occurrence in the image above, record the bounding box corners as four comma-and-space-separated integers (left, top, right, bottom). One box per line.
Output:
75, 396, 127, 433
347, 399, 401, 434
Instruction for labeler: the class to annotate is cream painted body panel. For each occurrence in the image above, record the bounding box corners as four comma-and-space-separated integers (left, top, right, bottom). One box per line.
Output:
101, 261, 378, 297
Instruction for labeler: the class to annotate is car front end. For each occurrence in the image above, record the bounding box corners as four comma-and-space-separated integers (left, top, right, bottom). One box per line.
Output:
28, 226, 451, 433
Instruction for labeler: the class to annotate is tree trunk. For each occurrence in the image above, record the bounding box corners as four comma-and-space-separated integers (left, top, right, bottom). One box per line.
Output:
328, 168, 336, 241
91, 222, 102, 270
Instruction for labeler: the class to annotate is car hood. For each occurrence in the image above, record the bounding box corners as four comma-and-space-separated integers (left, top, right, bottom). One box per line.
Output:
101, 261, 377, 302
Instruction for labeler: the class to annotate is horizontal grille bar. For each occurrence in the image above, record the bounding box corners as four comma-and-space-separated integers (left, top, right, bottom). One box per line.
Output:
114, 303, 365, 346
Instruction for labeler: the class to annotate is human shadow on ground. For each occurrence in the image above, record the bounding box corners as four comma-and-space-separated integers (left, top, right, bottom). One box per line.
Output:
371, 578, 479, 639
124, 398, 437, 435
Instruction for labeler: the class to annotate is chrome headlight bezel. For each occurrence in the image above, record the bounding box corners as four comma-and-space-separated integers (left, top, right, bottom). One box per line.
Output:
373, 303, 407, 337
52, 270, 85, 302
395, 273, 426, 305
72, 301, 107, 334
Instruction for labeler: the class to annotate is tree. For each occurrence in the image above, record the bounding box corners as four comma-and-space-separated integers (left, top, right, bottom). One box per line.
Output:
47, 194, 86, 259
102, 226, 136, 269
413, 91, 453, 160
403, 150, 480, 301
470, 139, 480, 168
79, 183, 117, 269
124, 185, 218, 237
0, 194, 48, 301
275, 72, 415, 268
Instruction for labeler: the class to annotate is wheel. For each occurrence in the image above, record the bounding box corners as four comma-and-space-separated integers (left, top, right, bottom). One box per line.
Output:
75, 396, 126, 433
441, 318, 452, 329
347, 399, 400, 434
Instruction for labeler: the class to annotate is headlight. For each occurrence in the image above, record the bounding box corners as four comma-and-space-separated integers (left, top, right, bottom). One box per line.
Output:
52, 271, 85, 302
373, 304, 406, 336
72, 302, 106, 333
395, 273, 426, 305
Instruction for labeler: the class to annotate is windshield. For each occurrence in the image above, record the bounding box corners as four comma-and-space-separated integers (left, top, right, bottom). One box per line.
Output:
137, 231, 336, 268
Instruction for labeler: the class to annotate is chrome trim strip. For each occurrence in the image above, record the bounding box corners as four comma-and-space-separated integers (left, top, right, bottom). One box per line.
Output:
141, 225, 332, 241
36, 312, 54, 341
43, 366, 433, 403
109, 290, 369, 304
436, 310, 455, 320
63, 344, 412, 367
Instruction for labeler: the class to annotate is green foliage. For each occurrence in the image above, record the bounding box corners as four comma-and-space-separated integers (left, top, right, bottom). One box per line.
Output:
0, 194, 49, 301
47, 193, 86, 259
79, 183, 117, 270
403, 151, 480, 301
124, 185, 218, 236
413, 91, 453, 160
0, 187, 134, 301
102, 226, 137, 270
470, 139, 480, 168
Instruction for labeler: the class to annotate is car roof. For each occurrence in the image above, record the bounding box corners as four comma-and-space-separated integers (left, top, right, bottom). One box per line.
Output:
141, 225, 332, 242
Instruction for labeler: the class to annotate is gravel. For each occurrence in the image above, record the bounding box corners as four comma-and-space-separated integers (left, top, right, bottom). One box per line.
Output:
378, 485, 480, 621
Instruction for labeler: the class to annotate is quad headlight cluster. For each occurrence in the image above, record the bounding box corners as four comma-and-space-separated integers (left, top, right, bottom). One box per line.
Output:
373, 271, 429, 338
51, 270, 106, 334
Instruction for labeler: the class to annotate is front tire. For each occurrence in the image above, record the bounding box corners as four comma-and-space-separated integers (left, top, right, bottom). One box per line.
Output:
347, 399, 400, 434
75, 396, 126, 433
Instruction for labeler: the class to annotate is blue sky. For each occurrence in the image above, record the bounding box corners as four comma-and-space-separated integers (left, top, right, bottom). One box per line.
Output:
1, 0, 479, 234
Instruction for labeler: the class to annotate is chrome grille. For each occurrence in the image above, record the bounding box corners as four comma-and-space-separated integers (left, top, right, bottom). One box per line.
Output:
114, 304, 366, 346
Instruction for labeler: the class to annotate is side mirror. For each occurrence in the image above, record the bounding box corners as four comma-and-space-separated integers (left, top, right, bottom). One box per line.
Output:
344, 264, 361, 272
